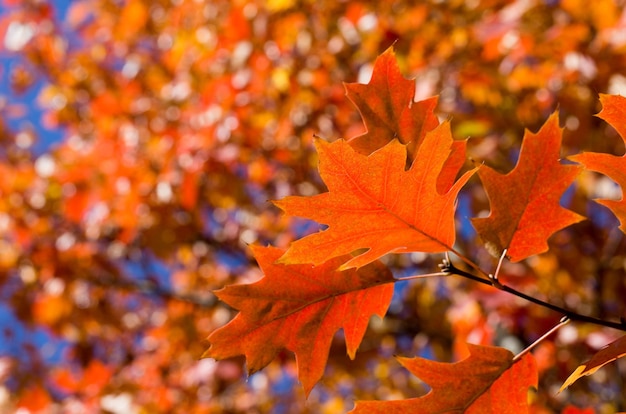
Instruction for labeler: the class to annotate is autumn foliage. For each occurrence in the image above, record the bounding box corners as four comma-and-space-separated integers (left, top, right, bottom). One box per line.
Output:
207, 47, 626, 412
3, 0, 626, 413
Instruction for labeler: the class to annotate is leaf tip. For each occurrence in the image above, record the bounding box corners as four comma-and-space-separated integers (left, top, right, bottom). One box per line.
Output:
559, 365, 587, 393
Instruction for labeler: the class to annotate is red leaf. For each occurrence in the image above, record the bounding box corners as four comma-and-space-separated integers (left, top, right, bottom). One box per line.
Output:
472, 112, 584, 262
204, 245, 394, 396
275, 122, 475, 269
570, 94, 626, 232
560, 334, 626, 391
345, 47, 440, 161
351, 344, 537, 413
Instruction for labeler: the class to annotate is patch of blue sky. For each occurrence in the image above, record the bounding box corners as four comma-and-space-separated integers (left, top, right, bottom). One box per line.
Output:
0, 0, 74, 153
0, 302, 71, 364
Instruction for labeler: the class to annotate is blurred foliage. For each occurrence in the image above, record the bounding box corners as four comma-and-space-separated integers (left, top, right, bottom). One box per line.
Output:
0, 0, 625, 412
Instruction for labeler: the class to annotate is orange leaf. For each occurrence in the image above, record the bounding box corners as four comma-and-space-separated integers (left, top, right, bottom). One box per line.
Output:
560, 334, 626, 391
351, 344, 537, 413
570, 94, 626, 232
345, 47, 439, 161
83, 360, 113, 394
17, 385, 51, 412
275, 122, 475, 269
204, 245, 394, 396
472, 112, 584, 262
117, 0, 148, 39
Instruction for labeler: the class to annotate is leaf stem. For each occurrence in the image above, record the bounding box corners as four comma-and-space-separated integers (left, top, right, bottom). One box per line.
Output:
448, 247, 490, 278
513, 317, 570, 362
442, 260, 626, 332
395, 272, 449, 281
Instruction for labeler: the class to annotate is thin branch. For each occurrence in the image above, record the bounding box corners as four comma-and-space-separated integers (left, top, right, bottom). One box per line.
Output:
448, 247, 490, 278
395, 272, 449, 281
442, 260, 626, 332
88, 270, 216, 308
513, 317, 570, 362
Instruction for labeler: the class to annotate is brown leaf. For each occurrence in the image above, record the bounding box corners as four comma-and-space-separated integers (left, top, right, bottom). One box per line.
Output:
560, 334, 626, 391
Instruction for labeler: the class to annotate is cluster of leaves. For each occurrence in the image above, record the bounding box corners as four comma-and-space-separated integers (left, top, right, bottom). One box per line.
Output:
1, 0, 626, 412
206, 48, 626, 411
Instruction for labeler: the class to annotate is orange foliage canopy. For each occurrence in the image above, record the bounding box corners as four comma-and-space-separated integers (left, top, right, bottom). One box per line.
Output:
209, 45, 626, 411
3, 0, 626, 412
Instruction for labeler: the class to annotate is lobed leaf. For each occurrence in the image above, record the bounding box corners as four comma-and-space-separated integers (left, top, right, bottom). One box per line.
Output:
344, 47, 439, 161
472, 112, 584, 262
344, 46, 466, 194
275, 122, 476, 269
351, 344, 537, 413
569, 94, 626, 232
204, 245, 395, 396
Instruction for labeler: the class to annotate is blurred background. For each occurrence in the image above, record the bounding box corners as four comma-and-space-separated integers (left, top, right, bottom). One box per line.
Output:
1, 0, 626, 412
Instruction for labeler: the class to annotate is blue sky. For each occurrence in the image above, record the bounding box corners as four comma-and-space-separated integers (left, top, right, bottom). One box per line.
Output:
0, 0, 73, 153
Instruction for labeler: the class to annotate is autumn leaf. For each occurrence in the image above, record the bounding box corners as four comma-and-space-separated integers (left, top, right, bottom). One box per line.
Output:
471, 112, 584, 262
344, 47, 440, 161
569, 94, 626, 232
560, 334, 626, 391
351, 344, 537, 413
204, 245, 395, 396
17, 385, 51, 413
275, 121, 476, 269
344, 47, 466, 193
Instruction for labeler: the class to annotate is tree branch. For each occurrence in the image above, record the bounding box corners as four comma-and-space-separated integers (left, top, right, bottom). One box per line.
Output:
87, 270, 216, 308
441, 260, 626, 332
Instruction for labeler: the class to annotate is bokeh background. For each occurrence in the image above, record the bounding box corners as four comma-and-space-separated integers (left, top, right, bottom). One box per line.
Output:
1, 0, 626, 412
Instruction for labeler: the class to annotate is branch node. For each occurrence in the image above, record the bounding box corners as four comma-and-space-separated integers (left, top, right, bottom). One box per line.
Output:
488, 272, 503, 289
439, 258, 452, 275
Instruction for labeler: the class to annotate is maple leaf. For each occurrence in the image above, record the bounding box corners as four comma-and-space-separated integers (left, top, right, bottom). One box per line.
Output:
204, 245, 395, 396
344, 47, 440, 161
350, 344, 537, 413
471, 112, 585, 262
560, 334, 626, 391
569, 94, 626, 232
274, 121, 476, 269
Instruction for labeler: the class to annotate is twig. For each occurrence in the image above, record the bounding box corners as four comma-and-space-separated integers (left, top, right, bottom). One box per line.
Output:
395, 272, 449, 281
441, 260, 626, 332
513, 317, 570, 362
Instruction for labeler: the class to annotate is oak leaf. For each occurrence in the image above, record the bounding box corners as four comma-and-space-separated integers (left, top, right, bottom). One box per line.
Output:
344, 47, 439, 161
275, 121, 475, 269
569, 94, 626, 232
204, 245, 394, 396
471, 112, 584, 262
351, 344, 537, 413
344, 47, 467, 194
560, 334, 626, 391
